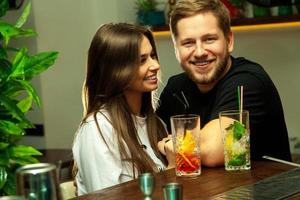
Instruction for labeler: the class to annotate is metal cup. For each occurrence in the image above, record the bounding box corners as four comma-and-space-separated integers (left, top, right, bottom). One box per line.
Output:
16, 163, 61, 200
163, 183, 183, 200
138, 173, 155, 197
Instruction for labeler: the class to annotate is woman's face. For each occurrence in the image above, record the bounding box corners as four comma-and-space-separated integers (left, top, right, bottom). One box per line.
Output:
125, 36, 160, 95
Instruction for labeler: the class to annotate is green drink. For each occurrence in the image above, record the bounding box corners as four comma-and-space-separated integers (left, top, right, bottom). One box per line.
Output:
219, 110, 251, 171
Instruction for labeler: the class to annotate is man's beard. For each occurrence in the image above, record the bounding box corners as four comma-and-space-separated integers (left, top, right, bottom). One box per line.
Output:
185, 52, 230, 85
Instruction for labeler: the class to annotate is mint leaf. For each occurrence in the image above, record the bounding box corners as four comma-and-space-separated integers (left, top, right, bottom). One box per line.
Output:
225, 121, 245, 140
228, 153, 246, 166
233, 121, 245, 140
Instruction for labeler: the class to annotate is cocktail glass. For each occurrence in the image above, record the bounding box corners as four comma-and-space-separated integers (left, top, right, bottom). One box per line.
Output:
170, 114, 201, 177
219, 110, 251, 171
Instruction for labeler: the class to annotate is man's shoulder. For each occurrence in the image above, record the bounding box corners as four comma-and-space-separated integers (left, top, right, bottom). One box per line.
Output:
232, 57, 266, 74
228, 57, 271, 83
164, 72, 190, 89
168, 72, 187, 82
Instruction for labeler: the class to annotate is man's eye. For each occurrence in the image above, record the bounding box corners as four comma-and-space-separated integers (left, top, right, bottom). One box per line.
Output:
205, 38, 216, 43
182, 41, 193, 47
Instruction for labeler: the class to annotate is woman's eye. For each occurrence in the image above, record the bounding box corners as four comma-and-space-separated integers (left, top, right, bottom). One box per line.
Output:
151, 53, 157, 60
140, 57, 147, 64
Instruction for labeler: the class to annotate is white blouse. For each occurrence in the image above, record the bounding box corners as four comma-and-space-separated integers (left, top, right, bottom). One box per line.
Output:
72, 110, 165, 195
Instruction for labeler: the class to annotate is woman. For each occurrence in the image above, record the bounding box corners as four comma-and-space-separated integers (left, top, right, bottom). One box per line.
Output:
73, 23, 173, 195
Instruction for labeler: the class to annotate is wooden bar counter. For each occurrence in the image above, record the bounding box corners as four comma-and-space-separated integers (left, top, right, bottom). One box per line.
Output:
71, 161, 299, 200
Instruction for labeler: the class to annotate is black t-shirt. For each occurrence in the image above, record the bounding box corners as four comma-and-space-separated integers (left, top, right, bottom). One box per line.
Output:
157, 57, 291, 161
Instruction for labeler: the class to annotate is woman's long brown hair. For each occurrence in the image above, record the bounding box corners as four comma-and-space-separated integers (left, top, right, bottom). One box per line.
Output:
75, 23, 167, 179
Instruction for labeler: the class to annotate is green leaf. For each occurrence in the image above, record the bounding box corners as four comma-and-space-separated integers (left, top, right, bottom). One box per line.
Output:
0, 58, 11, 85
17, 95, 32, 113
233, 121, 245, 140
0, 120, 22, 136
228, 153, 246, 166
136, 0, 157, 12
0, 22, 19, 45
10, 48, 28, 79
3, 172, 15, 195
15, 2, 31, 28
8, 134, 23, 145
0, 95, 26, 121
0, 22, 36, 45
0, 95, 33, 127
0, 166, 7, 189
0, 142, 9, 150
24, 51, 59, 78
15, 27, 37, 38
0, 44, 7, 59
9, 145, 42, 158
1, 80, 24, 98
226, 121, 246, 141
0, 151, 9, 166
17, 120, 34, 130
11, 156, 39, 165
0, 0, 9, 18
14, 80, 41, 107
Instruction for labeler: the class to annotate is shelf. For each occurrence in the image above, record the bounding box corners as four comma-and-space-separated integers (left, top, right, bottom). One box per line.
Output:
152, 14, 300, 36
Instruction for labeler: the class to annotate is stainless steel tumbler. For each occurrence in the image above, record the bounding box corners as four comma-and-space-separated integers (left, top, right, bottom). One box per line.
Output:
163, 182, 183, 200
138, 173, 155, 197
0, 196, 25, 200
16, 163, 60, 200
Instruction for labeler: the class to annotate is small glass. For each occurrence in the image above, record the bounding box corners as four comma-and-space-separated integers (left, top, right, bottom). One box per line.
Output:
16, 163, 60, 200
163, 183, 183, 200
138, 173, 155, 197
219, 110, 251, 171
170, 114, 201, 177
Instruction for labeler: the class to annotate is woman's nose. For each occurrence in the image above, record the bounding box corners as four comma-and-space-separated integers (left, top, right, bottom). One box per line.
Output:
149, 63, 160, 71
149, 59, 160, 70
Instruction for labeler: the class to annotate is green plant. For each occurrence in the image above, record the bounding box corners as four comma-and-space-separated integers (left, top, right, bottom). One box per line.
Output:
135, 0, 158, 12
0, 1, 58, 195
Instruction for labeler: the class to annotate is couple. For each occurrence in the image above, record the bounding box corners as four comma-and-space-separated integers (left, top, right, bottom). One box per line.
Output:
72, 0, 291, 195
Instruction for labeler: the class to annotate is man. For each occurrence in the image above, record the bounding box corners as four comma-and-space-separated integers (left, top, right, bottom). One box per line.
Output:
157, 0, 291, 167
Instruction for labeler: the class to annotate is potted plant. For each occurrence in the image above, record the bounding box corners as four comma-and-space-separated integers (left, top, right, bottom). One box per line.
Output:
136, 0, 166, 26
0, 1, 58, 195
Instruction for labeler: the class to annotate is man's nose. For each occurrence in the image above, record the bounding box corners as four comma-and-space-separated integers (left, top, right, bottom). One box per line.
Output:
194, 42, 206, 57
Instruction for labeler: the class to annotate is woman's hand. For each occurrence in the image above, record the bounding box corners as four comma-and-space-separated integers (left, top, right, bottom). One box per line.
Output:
158, 135, 175, 169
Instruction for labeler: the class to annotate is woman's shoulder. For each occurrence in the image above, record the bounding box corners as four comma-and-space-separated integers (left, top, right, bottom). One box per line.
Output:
84, 109, 110, 122
76, 110, 114, 140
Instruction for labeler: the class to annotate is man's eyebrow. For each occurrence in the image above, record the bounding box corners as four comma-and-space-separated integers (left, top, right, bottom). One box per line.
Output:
179, 38, 194, 43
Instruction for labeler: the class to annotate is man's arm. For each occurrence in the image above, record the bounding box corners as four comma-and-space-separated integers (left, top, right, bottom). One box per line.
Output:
200, 119, 224, 167
159, 119, 224, 167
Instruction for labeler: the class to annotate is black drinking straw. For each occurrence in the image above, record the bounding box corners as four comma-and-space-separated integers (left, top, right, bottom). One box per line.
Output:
173, 91, 190, 138
181, 91, 190, 113
173, 93, 187, 113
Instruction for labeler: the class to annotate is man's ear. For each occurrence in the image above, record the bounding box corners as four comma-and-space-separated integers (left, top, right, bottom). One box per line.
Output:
227, 31, 234, 53
174, 45, 180, 62
171, 35, 181, 62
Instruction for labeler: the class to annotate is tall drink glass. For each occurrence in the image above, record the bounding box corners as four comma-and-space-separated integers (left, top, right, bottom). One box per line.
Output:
170, 114, 201, 177
219, 110, 251, 171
